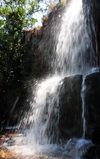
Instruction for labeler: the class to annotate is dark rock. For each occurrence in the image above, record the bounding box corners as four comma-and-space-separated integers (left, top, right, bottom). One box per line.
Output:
85, 72, 100, 145
83, 145, 100, 159
83, 0, 97, 67
92, 0, 100, 66
58, 75, 83, 139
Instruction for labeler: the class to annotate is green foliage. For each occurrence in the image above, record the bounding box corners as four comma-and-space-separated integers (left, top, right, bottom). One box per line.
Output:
0, 0, 39, 84
60, 0, 67, 6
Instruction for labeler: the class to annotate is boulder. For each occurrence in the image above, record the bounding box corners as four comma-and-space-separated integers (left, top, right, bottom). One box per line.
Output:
58, 75, 83, 140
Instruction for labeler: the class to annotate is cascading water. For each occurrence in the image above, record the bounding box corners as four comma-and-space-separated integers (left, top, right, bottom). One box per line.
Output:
25, 75, 62, 145
55, 0, 96, 75
10, 0, 98, 158
81, 75, 86, 138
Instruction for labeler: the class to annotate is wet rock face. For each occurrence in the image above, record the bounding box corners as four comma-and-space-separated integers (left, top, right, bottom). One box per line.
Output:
58, 75, 83, 139
92, 0, 100, 65
85, 72, 100, 145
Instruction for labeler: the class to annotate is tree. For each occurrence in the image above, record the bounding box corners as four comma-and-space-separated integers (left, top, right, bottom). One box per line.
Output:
0, 0, 39, 85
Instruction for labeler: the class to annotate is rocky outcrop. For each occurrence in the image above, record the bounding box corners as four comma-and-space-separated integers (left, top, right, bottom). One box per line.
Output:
58, 75, 83, 139
24, 5, 65, 77
83, 71, 100, 159
85, 72, 100, 146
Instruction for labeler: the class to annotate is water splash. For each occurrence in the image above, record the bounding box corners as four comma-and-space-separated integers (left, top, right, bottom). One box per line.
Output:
6, 135, 93, 159
22, 75, 62, 145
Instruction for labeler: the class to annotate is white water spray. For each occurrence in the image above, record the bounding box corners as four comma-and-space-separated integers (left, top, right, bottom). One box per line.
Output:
26, 75, 62, 144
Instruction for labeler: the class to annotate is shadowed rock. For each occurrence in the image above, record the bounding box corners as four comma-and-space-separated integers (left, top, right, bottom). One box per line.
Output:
85, 72, 100, 146
58, 75, 83, 140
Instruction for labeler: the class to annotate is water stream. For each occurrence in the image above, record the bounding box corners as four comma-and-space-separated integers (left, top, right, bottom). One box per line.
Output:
81, 76, 86, 138
81, 67, 99, 138
7, 0, 98, 158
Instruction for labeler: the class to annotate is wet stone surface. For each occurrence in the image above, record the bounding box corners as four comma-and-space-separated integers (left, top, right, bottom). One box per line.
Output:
85, 72, 100, 145
58, 75, 83, 139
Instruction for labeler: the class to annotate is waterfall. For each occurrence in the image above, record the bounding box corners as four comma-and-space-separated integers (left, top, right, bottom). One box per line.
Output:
18, 0, 98, 157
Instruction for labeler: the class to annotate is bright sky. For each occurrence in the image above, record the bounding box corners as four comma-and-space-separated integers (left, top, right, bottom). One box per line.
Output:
33, 0, 59, 27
